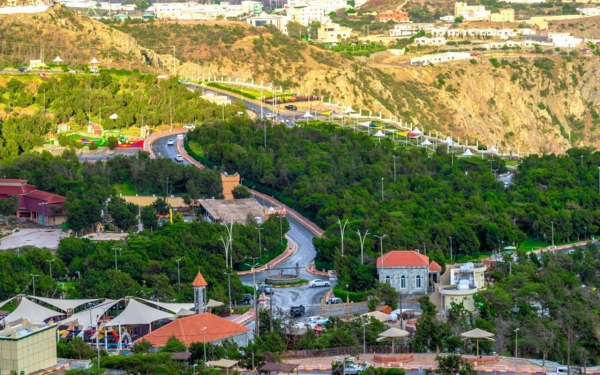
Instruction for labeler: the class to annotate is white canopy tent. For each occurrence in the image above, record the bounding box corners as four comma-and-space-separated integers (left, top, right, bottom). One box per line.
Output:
59, 299, 121, 327
421, 139, 432, 146
358, 121, 371, 127
373, 130, 386, 138
90, 57, 99, 64
104, 299, 174, 327
53, 56, 63, 63
0, 297, 14, 309
460, 149, 475, 157
345, 106, 355, 114
28, 296, 101, 313
411, 127, 423, 135
442, 136, 455, 146
487, 146, 499, 154
301, 111, 313, 119
4, 298, 64, 324
137, 298, 194, 314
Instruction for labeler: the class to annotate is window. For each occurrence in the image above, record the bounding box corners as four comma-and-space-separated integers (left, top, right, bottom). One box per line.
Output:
416, 275, 422, 288
385, 275, 391, 284
400, 275, 406, 289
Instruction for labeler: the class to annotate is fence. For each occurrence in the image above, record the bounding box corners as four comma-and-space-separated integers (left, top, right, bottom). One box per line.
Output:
282, 345, 413, 358
320, 301, 369, 318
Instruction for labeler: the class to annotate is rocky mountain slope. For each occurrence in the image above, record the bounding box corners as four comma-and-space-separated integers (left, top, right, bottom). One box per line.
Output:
1, 8, 599, 153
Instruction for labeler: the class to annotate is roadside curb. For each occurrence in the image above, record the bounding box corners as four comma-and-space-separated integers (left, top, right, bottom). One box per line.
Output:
177, 139, 205, 169
305, 261, 329, 277
236, 236, 298, 276
143, 129, 188, 159
271, 280, 309, 288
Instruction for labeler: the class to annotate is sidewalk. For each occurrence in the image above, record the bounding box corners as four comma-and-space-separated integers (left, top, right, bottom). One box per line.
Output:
237, 236, 298, 276
305, 261, 329, 277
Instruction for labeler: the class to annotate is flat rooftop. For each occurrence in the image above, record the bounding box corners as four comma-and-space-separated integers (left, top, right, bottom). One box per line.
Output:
199, 198, 265, 224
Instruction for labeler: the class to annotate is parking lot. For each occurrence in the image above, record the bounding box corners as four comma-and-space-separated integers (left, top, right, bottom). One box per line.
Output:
0, 228, 66, 250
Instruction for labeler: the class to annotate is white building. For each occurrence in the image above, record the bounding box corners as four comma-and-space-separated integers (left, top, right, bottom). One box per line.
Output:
247, 12, 290, 33
61, 0, 135, 11
317, 19, 352, 42
430, 27, 517, 39
376, 251, 441, 295
151, 1, 261, 20
499, 0, 545, 3
414, 36, 447, 45
440, 15, 455, 23
439, 262, 487, 312
389, 23, 433, 37
576, 7, 600, 15
548, 32, 584, 47
454, 2, 491, 21
410, 52, 472, 65
289, 4, 329, 26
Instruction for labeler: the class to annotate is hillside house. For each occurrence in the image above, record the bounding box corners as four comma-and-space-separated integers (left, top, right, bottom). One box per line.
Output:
376, 251, 441, 295
379, 10, 410, 23
414, 36, 446, 46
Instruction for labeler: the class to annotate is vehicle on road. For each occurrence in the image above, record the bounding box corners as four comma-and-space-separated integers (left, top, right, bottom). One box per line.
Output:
258, 285, 275, 295
184, 124, 196, 130
18, 67, 29, 72
284, 104, 298, 111
175, 154, 184, 162
334, 357, 366, 375
167, 139, 174, 146
305, 316, 328, 325
326, 297, 343, 304
240, 294, 253, 305
309, 279, 330, 288
68, 69, 77, 74
290, 305, 305, 317
90, 67, 99, 74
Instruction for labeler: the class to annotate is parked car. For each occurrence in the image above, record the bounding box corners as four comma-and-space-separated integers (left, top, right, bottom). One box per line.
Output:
284, 104, 298, 111
90, 67, 99, 74
334, 357, 366, 375
309, 279, 331, 288
175, 154, 184, 162
184, 124, 196, 130
68, 69, 77, 74
290, 305, 305, 317
18, 67, 29, 72
326, 297, 343, 304
240, 293, 253, 305
258, 285, 275, 295
305, 315, 328, 325
167, 139, 174, 146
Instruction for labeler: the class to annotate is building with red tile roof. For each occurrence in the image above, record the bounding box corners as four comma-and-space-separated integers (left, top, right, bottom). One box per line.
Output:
376, 250, 441, 295
379, 10, 410, 23
0, 179, 66, 226
192, 272, 208, 287
136, 312, 251, 347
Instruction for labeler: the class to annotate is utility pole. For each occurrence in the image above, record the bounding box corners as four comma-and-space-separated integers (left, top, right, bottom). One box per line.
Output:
176, 258, 182, 292
256, 226, 263, 258
30, 274, 40, 296
374, 234, 388, 274
551, 221, 555, 248
381, 177, 384, 201
393, 156, 398, 182
113, 247, 122, 271
46, 259, 55, 279
224, 272, 232, 313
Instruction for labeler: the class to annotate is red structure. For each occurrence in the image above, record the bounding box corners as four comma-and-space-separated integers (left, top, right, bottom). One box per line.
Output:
379, 11, 410, 23
0, 179, 66, 226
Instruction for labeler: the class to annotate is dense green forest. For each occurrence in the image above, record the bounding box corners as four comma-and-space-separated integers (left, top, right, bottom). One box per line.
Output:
0, 73, 245, 158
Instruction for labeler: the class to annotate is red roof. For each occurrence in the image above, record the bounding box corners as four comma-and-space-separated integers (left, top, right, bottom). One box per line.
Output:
136, 313, 250, 347
377, 250, 430, 268
429, 261, 442, 272
0, 182, 37, 198
22, 190, 66, 204
0, 179, 29, 183
192, 272, 208, 287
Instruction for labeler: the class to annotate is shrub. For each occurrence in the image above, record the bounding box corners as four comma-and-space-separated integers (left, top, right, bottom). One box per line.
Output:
533, 57, 555, 70
107, 136, 118, 150
470, 59, 477, 65
88, 142, 99, 150
490, 58, 500, 68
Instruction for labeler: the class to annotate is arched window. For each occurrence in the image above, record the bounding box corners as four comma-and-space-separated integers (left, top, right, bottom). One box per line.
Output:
385, 275, 391, 284
416, 275, 422, 288
400, 275, 406, 289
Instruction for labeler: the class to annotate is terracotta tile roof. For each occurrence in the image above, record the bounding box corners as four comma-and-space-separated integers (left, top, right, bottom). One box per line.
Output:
377, 250, 430, 268
136, 313, 250, 347
0, 184, 37, 197
429, 261, 442, 272
22, 190, 66, 204
0, 179, 29, 184
192, 272, 208, 287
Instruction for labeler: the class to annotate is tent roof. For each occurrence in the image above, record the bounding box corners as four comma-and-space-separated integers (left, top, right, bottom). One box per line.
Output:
412, 127, 423, 135
192, 272, 208, 287
460, 328, 495, 339
53, 56, 63, 62
373, 130, 385, 137
378, 327, 410, 338
358, 121, 371, 127
461, 149, 475, 157
175, 308, 195, 317
59, 299, 121, 327
421, 139, 432, 145
137, 298, 194, 314
487, 146, 498, 154
105, 299, 173, 327
361, 311, 390, 322
206, 299, 224, 308
90, 57, 99, 64
344, 106, 355, 113
207, 359, 238, 368
4, 298, 63, 324
28, 296, 101, 312
301, 111, 313, 118
259, 363, 299, 372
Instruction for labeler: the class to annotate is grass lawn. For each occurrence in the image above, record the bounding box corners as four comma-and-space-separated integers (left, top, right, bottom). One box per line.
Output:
207, 82, 261, 100
506, 160, 519, 167
112, 181, 138, 196
519, 236, 586, 251
187, 140, 203, 155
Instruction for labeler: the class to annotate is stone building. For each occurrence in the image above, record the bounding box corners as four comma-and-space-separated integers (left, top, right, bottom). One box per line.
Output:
376, 250, 441, 295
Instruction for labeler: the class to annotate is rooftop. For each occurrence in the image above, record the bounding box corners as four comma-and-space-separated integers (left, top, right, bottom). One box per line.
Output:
192, 272, 208, 287
136, 312, 251, 347
199, 198, 265, 224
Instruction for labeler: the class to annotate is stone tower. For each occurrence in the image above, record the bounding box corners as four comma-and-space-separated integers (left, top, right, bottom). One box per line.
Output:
192, 271, 208, 314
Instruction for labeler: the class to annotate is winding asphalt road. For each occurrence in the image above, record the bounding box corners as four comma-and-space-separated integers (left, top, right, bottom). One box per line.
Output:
152, 135, 190, 165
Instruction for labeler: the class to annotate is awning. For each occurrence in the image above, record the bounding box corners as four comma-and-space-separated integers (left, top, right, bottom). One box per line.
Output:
137, 298, 194, 314
207, 359, 238, 368
460, 149, 475, 157
301, 111, 313, 119
259, 363, 300, 373
28, 296, 102, 312
59, 299, 121, 327
421, 139, 432, 145
372, 130, 385, 137
105, 299, 174, 327
4, 297, 64, 324
206, 299, 224, 308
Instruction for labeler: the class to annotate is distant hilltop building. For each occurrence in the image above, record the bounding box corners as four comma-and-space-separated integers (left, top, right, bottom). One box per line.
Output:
378, 10, 410, 23
453, 2, 514, 22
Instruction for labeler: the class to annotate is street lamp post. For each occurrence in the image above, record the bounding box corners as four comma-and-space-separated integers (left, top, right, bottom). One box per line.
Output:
30, 274, 40, 296
514, 328, 520, 374
113, 247, 122, 271
245, 257, 260, 335
278, 212, 283, 244
362, 323, 367, 359
166, 177, 169, 198
584, 226, 587, 240
357, 229, 369, 265
256, 226, 263, 258
381, 177, 384, 201
374, 234, 389, 274
176, 258, 182, 291
597, 166, 600, 194
46, 258, 55, 279
202, 327, 207, 362
449, 236, 453, 262
393, 156, 398, 183
337, 218, 349, 256
224, 272, 232, 313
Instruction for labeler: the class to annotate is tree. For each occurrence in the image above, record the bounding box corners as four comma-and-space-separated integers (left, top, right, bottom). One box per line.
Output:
159, 336, 187, 353
232, 185, 251, 199
152, 198, 169, 215
140, 205, 158, 230
107, 197, 137, 231
287, 21, 307, 39
0, 196, 18, 225
131, 339, 152, 354
428, 355, 476, 375
106, 136, 118, 150
412, 296, 455, 353
455, 16, 464, 23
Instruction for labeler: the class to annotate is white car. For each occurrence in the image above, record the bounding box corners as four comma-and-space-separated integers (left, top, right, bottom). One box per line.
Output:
309, 279, 330, 288
175, 154, 184, 162
305, 316, 329, 325
167, 139, 174, 146
183, 124, 196, 130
